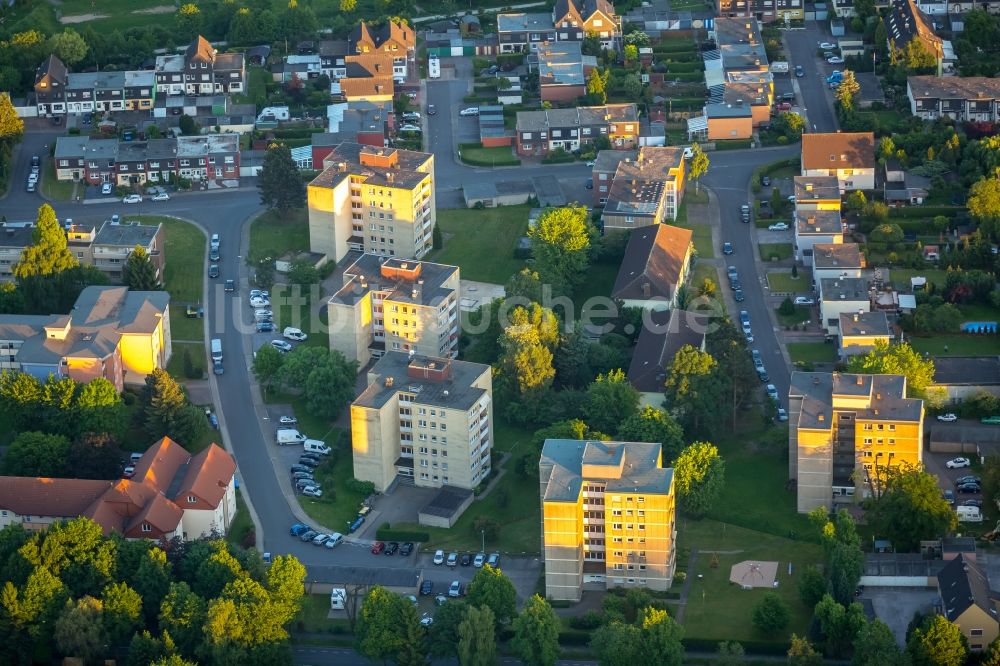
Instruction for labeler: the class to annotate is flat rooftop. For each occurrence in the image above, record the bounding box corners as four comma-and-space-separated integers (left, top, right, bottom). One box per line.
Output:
353, 352, 488, 411
790, 372, 922, 430
820, 277, 870, 302
796, 209, 842, 235
540, 439, 673, 503
794, 175, 841, 202
330, 254, 457, 307
312, 142, 432, 191
813, 243, 863, 270
839, 310, 891, 337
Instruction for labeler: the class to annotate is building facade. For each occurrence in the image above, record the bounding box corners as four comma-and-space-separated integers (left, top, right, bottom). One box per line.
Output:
789, 372, 924, 513
350, 353, 493, 492
795, 209, 844, 264
515, 104, 638, 157
812, 243, 864, 290
155, 36, 246, 96
801, 132, 876, 192
327, 255, 460, 366
602, 147, 686, 229
307, 143, 435, 263
497, 0, 621, 53
540, 439, 677, 601
907, 76, 1000, 122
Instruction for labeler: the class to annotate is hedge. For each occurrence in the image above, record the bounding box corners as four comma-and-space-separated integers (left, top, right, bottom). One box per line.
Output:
375, 523, 430, 542
714, 139, 753, 150
682, 637, 789, 655
889, 206, 964, 219
558, 629, 593, 645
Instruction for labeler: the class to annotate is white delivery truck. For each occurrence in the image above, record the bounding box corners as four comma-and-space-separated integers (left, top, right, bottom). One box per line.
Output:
304, 439, 332, 455
957, 505, 983, 522
428, 56, 440, 79
276, 428, 307, 445
211, 338, 223, 362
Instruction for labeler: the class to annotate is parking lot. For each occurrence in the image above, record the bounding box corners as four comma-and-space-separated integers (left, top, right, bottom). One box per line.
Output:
863, 587, 940, 645
924, 421, 984, 507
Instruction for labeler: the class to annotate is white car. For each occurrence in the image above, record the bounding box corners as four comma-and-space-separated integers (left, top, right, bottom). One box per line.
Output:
283, 327, 308, 341
766, 384, 779, 401
101, 183, 113, 195
768, 222, 790, 231
683, 146, 694, 159
819, 42, 837, 50
254, 309, 273, 319
279, 415, 298, 425
420, 614, 434, 627
249, 297, 270, 308
473, 552, 486, 568
123, 194, 143, 204
270, 339, 293, 353
937, 413, 958, 423
398, 124, 421, 132
459, 107, 479, 116
585, 160, 596, 167
302, 487, 323, 497
151, 192, 170, 202
794, 297, 815, 306
777, 408, 789, 422
433, 549, 445, 565
946, 457, 971, 469
827, 56, 844, 64
249, 289, 263, 299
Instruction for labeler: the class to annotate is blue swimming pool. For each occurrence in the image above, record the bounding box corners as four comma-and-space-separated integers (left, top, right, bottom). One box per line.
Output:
962, 321, 998, 333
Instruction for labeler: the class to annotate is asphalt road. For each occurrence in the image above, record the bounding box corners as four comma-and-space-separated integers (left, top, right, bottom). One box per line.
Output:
783, 25, 840, 133
292, 647, 598, 666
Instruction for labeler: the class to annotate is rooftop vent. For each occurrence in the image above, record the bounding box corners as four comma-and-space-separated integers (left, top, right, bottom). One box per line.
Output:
385, 376, 394, 387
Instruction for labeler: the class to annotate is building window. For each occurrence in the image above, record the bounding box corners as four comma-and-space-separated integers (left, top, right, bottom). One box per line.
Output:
187, 495, 197, 503
141, 523, 151, 532
971, 629, 984, 636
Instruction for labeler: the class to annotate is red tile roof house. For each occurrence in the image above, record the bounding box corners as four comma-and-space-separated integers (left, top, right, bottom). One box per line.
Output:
0, 437, 237, 541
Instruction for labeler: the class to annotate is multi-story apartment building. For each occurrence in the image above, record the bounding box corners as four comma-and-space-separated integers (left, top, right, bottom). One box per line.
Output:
788, 372, 924, 513
0, 220, 165, 284
0, 286, 171, 390
515, 104, 638, 157
155, 35, 245, 96
0, 437, 236, 540
715, 0, 804, 21
907, 76, 1000, 122
801, 132, 876, 192
539, 439, 677, 601
351, 353, 493, 492
327, 255, 460, 365
52, 134, 240, 186
307, 143, 435, 263
611, 224, 693, 311
711, 18, 770, 72
794, 176, 841, 211
602, 147, 686, 229
498, 0, 621, 53
795, 209, 844, 264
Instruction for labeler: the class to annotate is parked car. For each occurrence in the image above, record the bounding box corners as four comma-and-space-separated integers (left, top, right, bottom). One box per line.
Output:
283, 327, 308, 341
151, 193, 170, 202
208, 264, 219, 278
459, 107, 480, 116
473, 552, 486, 568
249, 296, 270, 308
312, 533, 330, 546
766, 384, 779, 402
256, 321, 275, 332
420, 580, 434, 595
291, 472, 314, 482
956, 475, 981, 486
299, 530, 318, 542
447, 551, 458, 567
297, 457, 318, 468
943, 489, 955, 504
761, 175, 770, 187
400, 542, 414, 556
290, 465, 311, 474
937, 413, 958, 422
271, 339, 293, 353
302, 486, 322, 497
384, 541, 399, 555
768, 222, 790, 231
794, 296, 815, 305
210, 247, 220, 261
224, 279, 235, 293
962, 499, 983, 508
460, 553, 472, 566
296, 478, 320, 491
957, 483, 981, 494
101, 183, 113, 195
123, 465, 135, 478
487, 553, 500, 568
946, 457, 971, 469
433, 549, 445, 565
398, 124, 421, 132
427, 104, 437, 115
794, 65, 804, 77
734, 289, 744, 302
827, 56, 844, 64
820, 42, 837, 50
371, 541, 385, 555
982, 416, 1000, 425
289, 523, 311, 536
723, 242, 734, 255
123, 194, 142, 204
777, 408, 789, 422
280, 416, 298, 425
449, 580, 462, 597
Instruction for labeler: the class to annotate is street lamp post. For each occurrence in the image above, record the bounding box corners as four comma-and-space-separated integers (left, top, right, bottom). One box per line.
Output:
481, 529, 485, 554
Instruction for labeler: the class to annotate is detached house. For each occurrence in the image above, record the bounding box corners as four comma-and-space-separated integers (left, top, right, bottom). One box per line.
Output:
936, 554, 1000, 651
552, 0, 622, 50
602, 147, 686, 229
611, 224, 693, 311
812, 243, 865, 291
801, 132, 876, 192
515, 104, 638, 157
34, 55, 68, 116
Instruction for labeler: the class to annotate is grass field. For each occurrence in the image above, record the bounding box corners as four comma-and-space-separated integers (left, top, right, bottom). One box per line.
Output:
690, 262, 720, 294
686, 224, 714, 259
391, 418, 542, 555
294, 594, 352, 634
41, 161, 75, 201
226, 490, 255, 548
907, 335, 1000, 357
787, 341, 836, 364
888, 268, 949, 290
249, 208, 310, 264
573, 261, 620, 326
775, 304, 812, 328
766, 272, 808, 294
166, 341, 208, 381
7, 0, 176, 33
758, 243, 793, 262
134, 216, 206, 344
429, 206, 529, 284
458, 143, 521, 167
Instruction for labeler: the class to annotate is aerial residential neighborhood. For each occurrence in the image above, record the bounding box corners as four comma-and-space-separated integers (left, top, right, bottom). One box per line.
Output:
0, 0, 999, 661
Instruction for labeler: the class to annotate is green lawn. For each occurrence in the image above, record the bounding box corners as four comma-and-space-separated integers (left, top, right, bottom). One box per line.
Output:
787, 341, 836, 364
758, 243, 793, 261
293, 594, 352, 634
775, 305, 812, 328
888, 268, 949, 291
226, 490, 255, 548
232, 66, 271, 108
766, 272, 808, 294
573, 262, 620, 326
690, 262, 720, 294
133, 216, 205, 344
687, 224, 714, 259
429, 206, 529, 284
458, 143, 521, 167
907, 335, 1000, 357
21, 0, 176, 32
165, 341, 208, 381
392, 418, 542, 556
41, 160, 75, 201
959, 303, 1000, 322
249, 208, 310, 264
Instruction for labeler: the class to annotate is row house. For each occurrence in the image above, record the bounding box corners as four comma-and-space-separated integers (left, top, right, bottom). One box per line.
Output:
271, 55, 322, 82
907, 76, 1000, 122
514, 104, 638, 157
497, 13, 557, 53
154, 35, 245, 96
332, 54, 398, 102
349, 20, 416, 55
498, 0, 621, 53
53, 134, 240, 185
715, 0, 805, 21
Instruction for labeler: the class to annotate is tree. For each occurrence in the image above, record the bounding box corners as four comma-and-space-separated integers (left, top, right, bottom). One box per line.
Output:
102, 581, 143, 648
340, 0, 357, 11
869, 222, 904, 245
355, 586, 407, 662
428, 599, 468, 656
395, 601, 430, 666
968, 177, 1000, 225
528, 206, 593, 295
854, 619, 905, 665
178, 113, 199, 136
617, 406, 685, 463
510, 595, 560, 666
252, 344, 285, 395
467, 565, 516, 628
175, 3, 203, 40
506, 269, 544, 304
846, 341, 935, 398
835, 70, 861, 112
716, 641, 745, 665
867, 464, 956, 551
457, 604, 496, 666
874, 18, 889, 56
907, 614, 968, 666
591, 622, 644, 666
499, 307, 558, 397
901, 38, 937, 71
673, 442, 725, 517
584, 369, 640, 434
13, 204, 78, 279
639, 607, 685, 666
779, 296, 796, 316
586, 67, 608, 104
158, 582, 207, 658
143, 368, 188, 437
123, 246, 162, 291
624, 44, 639, 62
2, 431, 71, 477
288, 259, 320, 288
75, 376, 127, 439
798, 565, 826, 608
623, 73, 643, 100
846, 190, 868, 212
69, 433, 124, 480
127, 631, 166, 666
688, 143, 709, 193
0, 93, 25, 142
813, 509, 865, 606
814, 594, 866, 658
54, 596, 107, 663
48, 29, 89, 67
258, 144, 306, 211
787, 634, 823, 665
664, 344, 724, 437
751, 592, 789, 634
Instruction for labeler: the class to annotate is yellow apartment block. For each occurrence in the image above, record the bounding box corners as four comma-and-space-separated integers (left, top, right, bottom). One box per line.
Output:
307, 142, 436, 263
351, 353, 493, 492
539, 439, 676, 601
326, 254, 460, 366
788, 372, 924, 513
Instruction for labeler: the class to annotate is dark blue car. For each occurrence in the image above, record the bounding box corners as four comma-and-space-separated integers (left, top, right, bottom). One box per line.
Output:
349, 516, 365, 533
290, 523, 311, 537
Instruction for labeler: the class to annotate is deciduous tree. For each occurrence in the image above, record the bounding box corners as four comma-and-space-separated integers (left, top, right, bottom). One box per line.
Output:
866, 464, 956, 551
907, 614, 968, 666
102, 581, 143, 648
2, 431, 71, 477
586, 67, 608, 104
466, 565, 517, 627
673, 441, 725, 517
13, 205, 78, 279
258, 144, 306, 211
591, 621, 643, 666
664, 344, 723, 437
968, 177, 1000, 226
616, 406, 685, 463
798, 565, 826, 608
527, 205, 593, 295
751, 592, 789, 634
252, 344, 285, 395
835, 70, 861, 112
428, 599, 468, 656
123, 245, 161, 291
688, 143, 709, 193
175, 4, 203, 41
846, 340, 935, 398
511, 595, 560, 666
355, 586, 407, 662
54, 596, 107, 663
584, 369, 640, 434
788, 634, 823, 665
48, 29, 89, 67
854, 619, 905, 665
458, 604, 496, 666
639, 607, 685, 666
0, 92, 25, 142
814, 594, 866, 658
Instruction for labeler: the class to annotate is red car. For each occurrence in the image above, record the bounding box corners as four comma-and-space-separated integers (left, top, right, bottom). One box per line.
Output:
774, 102, 792, 112
371, 541, 385, 555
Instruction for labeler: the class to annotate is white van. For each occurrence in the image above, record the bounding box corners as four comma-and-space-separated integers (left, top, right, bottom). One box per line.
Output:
276, 429, 307, 445
210, 338, 223, 362
428, 56, 440, 79
304, 439, 332, 455
210, 233, 220, 248
330, 587, 347, 610
957, 505, 983, 522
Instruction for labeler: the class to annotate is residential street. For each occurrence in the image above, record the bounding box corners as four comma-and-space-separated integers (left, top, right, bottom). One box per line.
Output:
783, 25, 840, 133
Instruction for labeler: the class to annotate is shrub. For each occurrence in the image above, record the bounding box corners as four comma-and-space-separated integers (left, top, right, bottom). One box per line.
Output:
570, 610, 603, 630
779, 297, 796, 316
375, 523, 431, 542
346, 478, 376, 495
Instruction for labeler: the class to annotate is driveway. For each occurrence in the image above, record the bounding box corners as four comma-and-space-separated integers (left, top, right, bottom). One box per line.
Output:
783, 24, 840, 133
863, 587, 939, 646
